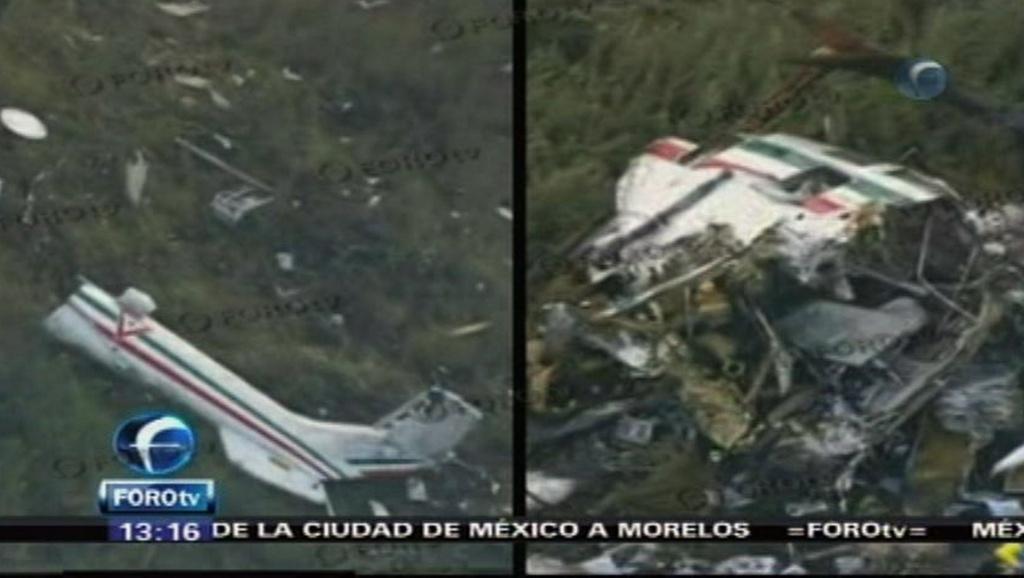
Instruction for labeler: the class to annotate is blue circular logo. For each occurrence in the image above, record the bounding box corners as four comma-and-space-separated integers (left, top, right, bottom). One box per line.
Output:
113, 413, 196, 475
895, 58, 947, 101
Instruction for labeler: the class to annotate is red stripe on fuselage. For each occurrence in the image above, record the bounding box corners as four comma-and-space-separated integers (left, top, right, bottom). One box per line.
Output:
67, 302, 338, 480
803, 194, 845, 214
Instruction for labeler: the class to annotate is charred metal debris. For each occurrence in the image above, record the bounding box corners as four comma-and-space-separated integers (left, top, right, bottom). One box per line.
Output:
527, 133, 1024, 571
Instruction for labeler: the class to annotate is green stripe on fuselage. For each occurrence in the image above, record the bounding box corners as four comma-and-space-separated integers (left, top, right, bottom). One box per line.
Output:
737, 139, 819, 171
846, 179, 910, 205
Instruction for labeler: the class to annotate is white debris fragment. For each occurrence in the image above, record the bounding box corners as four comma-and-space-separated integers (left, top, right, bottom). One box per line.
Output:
176, 137, 276, 193
213, 133, 233, 150
1, 108, 48, 140
983, 241, 1007, 256
155, 1, 210, 17
784, 499, 830, 516
993, 443, 1024, 476
367, 194, 381, 208
526, 471, 577, 510
834, 556, 867, 575
965, 204, 1024, 237
496, 206, 513, 221
208, 88, 231, 109
368, 500, 389, 517
173, 74, 211, 89
282, 67, 303, 82
124, 150, 149, 206
714, 556, 783, 575
448, 321, 491, 337
580, 545, 659, 575
211, 185, 275, 225
356, 0, 390, 9
406, 477, 428, 502
275, 252, 295, 272
73, 28, 105, 43
527, 555, 577, 575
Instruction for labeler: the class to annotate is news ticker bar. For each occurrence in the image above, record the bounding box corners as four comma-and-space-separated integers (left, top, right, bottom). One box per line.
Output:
5, 518, 1024, 542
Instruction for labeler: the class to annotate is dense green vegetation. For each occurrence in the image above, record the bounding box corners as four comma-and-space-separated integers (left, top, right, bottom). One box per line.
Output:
0, 0, 509, 572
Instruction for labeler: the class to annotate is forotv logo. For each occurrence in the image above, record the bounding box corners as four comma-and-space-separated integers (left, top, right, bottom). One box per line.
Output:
113, 413, 196, 476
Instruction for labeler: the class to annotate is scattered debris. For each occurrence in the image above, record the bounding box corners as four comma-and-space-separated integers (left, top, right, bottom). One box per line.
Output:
448, 321, 492, 338
356, 0, 390, 9
614, 416, 656, 445
124, 150, 149, 206
526, 471, 576, 510
176, 137, 276, 193
155, 1, 210, 18
406, 477, 428, 502
173, 73, 211, 89
208, 88, 231, 109
211, 185, 274, 225
368, 500, 389, 517
213, 133, 233, 150
1, 108, 48, 140
713, 555, 785, 575
777, 297, 928, 366
531, 131, 1024, 545
282, 67, 303, 82
275, 252, 295, 272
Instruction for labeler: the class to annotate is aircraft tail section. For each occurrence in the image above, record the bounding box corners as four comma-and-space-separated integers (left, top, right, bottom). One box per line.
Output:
373, 388, 483, 461
219, 427, 329, 505
262, 387, 483, 482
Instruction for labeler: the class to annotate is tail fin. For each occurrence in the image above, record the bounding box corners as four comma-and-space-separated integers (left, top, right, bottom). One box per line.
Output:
216, 388, 482, 510
374, 387, 483, 460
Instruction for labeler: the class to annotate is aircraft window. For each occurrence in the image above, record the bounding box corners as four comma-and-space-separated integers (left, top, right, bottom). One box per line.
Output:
778, 166, 850, 196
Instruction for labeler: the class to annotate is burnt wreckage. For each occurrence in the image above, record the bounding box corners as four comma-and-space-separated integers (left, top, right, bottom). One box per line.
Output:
529, 132, 1024, 527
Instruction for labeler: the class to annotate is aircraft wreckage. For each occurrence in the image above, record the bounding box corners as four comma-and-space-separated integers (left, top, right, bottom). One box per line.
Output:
529, 130, 1024, 522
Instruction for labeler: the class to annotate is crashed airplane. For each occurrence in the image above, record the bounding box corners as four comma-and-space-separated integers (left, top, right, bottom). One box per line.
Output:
45, 278, 482, 513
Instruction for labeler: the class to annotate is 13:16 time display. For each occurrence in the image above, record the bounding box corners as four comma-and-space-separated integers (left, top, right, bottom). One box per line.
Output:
109, 519, 213, 542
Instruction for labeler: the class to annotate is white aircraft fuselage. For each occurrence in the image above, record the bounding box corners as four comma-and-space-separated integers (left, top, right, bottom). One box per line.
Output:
45, 280, 482, 506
